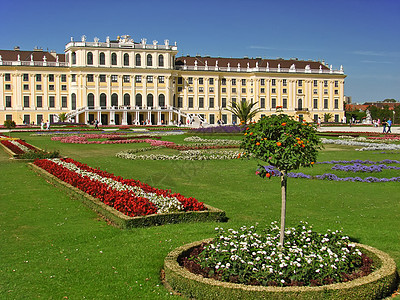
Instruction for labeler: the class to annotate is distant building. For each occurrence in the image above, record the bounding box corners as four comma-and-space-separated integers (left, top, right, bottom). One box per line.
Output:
0, 35, 346, 125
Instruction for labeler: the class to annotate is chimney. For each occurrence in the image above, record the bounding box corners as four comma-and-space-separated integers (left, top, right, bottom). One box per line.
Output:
50, 50, 57, 58
14, 46, 20, 51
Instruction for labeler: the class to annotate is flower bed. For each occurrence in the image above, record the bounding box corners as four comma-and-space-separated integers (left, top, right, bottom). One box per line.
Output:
184, 136, 242, 145
31, 158, 226, 228
1, 139, 40, 156
164, 237, 398, 299
322, 138, 400, 151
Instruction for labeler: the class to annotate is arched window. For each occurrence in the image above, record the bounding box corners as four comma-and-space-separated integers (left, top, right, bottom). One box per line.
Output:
123, 53, 129, 66
158, 94, 165, 107
147, 54, 152, 66
147, 94, 154, 107
298, 99, 303, 110
135, 54, 141, 66
71, 93, 76, 110
100, 93, 107, 109
158, 54, 164, 67
111, 53, 117, 65
99, 52, 105, 65
124, 93, 130, 106
87, 52, 93, 65
72, 52, 76, 65
111, 93, 118, 107
87, 93, 94, 108
135, 94, 142, 107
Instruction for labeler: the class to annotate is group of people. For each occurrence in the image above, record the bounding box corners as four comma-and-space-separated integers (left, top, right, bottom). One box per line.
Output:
381, 118, 392, 134
40, 120, 51, 130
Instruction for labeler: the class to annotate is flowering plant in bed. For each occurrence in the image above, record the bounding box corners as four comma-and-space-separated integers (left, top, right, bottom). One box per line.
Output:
183, 222, 371, 287
33, 158, 205, 217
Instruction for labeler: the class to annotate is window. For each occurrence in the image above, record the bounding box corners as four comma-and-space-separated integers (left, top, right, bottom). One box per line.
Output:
260, 79, 265, 86
242, 88, 246, 93
231, 79, 236, 85
260, 88, 265, 94
23, 115, 30, 125
188, 87, 193, 92
324, 98, 328, 109
6, 114, 12, 121
209, 78, 214, 85
123, 75, 130, 83
23, 74, 29, 81
49, 85, 54, 90
36, 96, 42, 108
271, 79, 276, 86
313, 98, 318, 109
61, 74, 67, 82
282, 98, 287, 108
36, 74, 42, 81
198, 97, 204, 108
158, 55, 164, 67
232, 88, 236, 93
177, 97, 183, 108
178, 77, 183, 84
222, 114, 227, 124
87, 74, 94, 82
314, 80, 318, 87
111, 53, 117, 65
147, 76, 153, 83
260, 98, 265, 108
324, 80, 328, 87
5, 84, 11, 90
271, 88, 276, 94
99, 75, 106, 82
334, 99, 339, 109
298, 80, 303, 87
100, 93, 107, 108
99, 52, 105, 65
37, 114, 43, 126
335, 80, 339, 87
36, 84, 42, 90
188, 97, 193, 108
111, 75, 118, 82
221, 78, 226, 85
124, 93, 130, 106
62, 96, 67, 108
271, 98, 276, 108
49, 96, 55, 108
283, 88, 287, 94
135, 75, 142, 83
177, 87, 183, 92
135, 94, 142, 107
4, 73, 10, 81
48, 74, 54, 82
334, 89, 338, 95
198, 78, 203, 84
71, 74, 76, 82
231, 97, 236, 105
158, 76, 165, 83
209, 97, 214, 108
23, 84, 29, 90
135, 54, 141, 66
87, 52, 93, 65
222, 97, 226, 108
222, 88, 226, 93
283, 79, 287, 86
146, 94, 153, 107
241, 79, 246, 85
147, 54, 152, 66
209, 114, 215, 125
209, 87, 214, 93
199, 87, 204, 93
5, 96, 11, 107
87, 93, 95, 108
335, 114, 339, 122
188, 77, 193, 84
298, 89, 303, 94
111, 93, 118, 107
71, 93, 76, 110
232, 115, 237, 124
324, 89, 328, 95
159, 94, 165, 107
23, 96, 30, 108
124, 53, 129, 66
313, 89, 318, 94
71, 52, 76, 64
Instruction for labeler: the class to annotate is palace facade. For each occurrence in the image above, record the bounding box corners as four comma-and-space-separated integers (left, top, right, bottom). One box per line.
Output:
0, 35, 346, 126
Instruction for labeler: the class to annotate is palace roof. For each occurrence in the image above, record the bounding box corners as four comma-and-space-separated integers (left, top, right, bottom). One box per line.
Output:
0, 49, 65, 62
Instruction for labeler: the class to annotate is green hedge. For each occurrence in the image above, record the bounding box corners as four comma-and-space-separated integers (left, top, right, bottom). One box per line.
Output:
164, 239, 398, 299
28, 163, 227, 229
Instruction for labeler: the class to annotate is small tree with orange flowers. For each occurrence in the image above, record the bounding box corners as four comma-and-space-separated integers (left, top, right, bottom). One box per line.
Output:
240, 114, 321, 246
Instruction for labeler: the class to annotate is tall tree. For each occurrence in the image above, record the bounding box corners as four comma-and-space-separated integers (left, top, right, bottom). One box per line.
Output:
225, 100, 261, 125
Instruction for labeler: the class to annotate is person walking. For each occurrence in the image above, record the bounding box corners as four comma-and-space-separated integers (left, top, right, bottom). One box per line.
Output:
382, 119, 387, 134
94, 119, 99, 130
386, 118, 392, 134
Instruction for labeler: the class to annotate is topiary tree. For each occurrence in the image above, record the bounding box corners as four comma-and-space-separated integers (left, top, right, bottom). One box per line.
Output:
4, 120, 16, 138
240, 114, 321, 246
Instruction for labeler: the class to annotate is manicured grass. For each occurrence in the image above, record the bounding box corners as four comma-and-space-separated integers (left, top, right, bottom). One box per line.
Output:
1, 131, 399, 299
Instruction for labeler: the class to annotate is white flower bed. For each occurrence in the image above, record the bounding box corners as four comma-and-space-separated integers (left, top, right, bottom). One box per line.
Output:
49, 158, 184, 214
9, 140, 31, 153
321, 138, 400, 151
116, 149, 240, 160
184, 136, 241, 145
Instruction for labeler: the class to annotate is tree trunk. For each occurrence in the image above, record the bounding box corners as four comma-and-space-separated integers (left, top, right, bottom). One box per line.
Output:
279, 170, 287, 247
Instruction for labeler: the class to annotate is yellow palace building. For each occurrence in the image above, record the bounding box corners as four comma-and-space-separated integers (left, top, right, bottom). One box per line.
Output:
0, 35, 346, 126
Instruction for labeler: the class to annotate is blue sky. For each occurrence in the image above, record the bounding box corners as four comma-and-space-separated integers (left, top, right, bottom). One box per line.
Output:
1, 0, 399, 103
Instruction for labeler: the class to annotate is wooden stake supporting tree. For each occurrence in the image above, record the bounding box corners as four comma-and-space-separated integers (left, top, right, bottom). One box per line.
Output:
240, 114, 321, 246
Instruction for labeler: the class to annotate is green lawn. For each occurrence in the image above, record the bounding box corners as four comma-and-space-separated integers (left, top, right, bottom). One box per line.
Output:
1, 131, 399, 299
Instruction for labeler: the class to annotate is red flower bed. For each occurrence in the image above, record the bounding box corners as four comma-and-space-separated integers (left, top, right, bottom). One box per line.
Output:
1, 140, 25, 154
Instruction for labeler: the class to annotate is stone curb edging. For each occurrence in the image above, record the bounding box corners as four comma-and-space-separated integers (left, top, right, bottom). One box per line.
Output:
164, 239, 398, 299
28, 163, 227, 229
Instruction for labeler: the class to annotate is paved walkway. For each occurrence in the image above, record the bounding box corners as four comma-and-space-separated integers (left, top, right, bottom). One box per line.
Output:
317, 125, 399, 134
